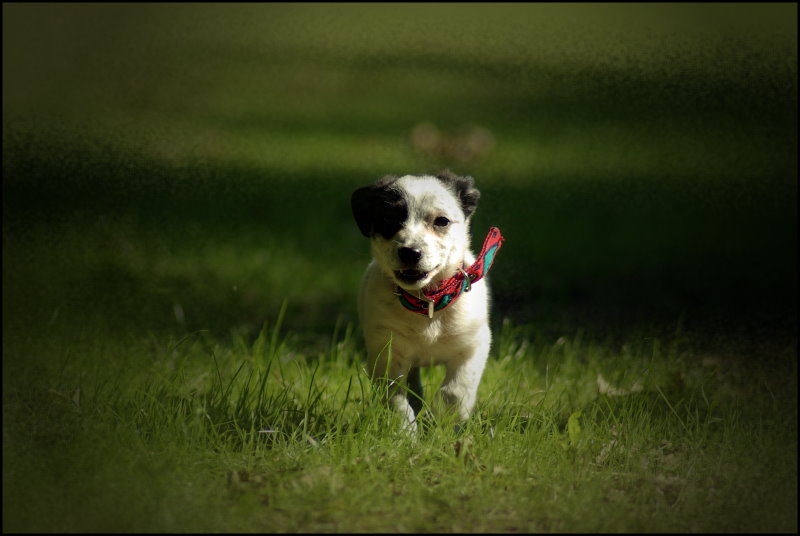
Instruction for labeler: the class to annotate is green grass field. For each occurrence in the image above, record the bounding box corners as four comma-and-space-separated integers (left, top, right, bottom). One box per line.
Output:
3, 4, 797, 532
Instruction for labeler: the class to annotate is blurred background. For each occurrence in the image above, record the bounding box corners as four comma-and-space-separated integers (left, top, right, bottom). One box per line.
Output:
3, 3, 797, 346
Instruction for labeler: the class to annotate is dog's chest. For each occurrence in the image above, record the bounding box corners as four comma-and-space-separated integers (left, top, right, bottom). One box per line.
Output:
399, 312, 451, 347
373, 288, 485, 362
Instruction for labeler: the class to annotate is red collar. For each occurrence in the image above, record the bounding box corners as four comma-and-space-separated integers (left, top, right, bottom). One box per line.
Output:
396, 227, 504, 318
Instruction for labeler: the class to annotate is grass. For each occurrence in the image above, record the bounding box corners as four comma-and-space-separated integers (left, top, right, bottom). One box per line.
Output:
4, 302, 796, 532
3, 3, 797, 533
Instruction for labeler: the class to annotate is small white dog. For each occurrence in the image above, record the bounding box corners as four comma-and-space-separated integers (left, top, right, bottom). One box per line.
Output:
351, 171, 503, 433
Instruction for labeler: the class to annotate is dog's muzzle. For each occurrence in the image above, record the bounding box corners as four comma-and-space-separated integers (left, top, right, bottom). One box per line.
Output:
395, 268, 429, 284
395, 246, 430, 284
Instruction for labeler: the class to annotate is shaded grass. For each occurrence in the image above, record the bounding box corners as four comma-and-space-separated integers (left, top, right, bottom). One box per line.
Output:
3, 132, 796, 335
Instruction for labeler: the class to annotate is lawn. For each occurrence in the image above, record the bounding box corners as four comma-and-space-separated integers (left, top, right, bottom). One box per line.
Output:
3, 3, 797, 533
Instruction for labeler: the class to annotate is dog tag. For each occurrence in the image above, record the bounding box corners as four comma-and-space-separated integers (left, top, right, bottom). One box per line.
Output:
458, 266, 472, 292
427, 300, 434, 319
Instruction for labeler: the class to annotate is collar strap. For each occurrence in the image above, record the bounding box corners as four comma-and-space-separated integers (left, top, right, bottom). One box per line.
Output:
397, 227, 504, 318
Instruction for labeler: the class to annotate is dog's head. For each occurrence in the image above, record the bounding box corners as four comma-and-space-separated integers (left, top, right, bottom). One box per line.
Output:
352, 170, 480, 290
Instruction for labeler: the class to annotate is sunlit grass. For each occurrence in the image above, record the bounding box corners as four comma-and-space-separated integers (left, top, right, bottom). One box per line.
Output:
3, 302, 795, 532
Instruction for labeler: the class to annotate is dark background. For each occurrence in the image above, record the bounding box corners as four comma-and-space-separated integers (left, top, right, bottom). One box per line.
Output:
3, 3, 797, 345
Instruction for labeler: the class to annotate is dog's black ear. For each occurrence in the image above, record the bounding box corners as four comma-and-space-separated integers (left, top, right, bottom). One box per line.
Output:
436, 170, 480, 219
351, 175, 406, 238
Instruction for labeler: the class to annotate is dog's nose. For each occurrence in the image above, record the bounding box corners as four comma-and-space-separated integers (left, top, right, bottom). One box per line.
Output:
398, 247, 422, 266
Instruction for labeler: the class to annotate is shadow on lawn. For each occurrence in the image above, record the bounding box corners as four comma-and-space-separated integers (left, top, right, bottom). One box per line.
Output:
3, 131, 796, 346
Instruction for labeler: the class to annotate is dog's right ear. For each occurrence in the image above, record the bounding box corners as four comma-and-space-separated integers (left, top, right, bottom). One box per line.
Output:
351, 175, 406, 239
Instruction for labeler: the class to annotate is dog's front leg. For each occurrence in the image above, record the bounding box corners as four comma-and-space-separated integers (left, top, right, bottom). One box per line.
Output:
367, 348, 418, 434
387, 386, 417, 434
437, 329, 491, 426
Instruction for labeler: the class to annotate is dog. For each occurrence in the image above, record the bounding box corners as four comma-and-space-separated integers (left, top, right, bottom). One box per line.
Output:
351, 170, 503, 433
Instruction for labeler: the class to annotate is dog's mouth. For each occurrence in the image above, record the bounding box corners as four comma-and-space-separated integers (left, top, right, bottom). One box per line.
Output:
394, 269, 429, 285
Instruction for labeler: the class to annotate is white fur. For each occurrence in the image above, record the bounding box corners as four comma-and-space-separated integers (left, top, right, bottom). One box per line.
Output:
354, 174, 491, 433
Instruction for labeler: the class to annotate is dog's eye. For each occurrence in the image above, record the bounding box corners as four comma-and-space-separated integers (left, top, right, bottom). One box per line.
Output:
433, 216, 450, 227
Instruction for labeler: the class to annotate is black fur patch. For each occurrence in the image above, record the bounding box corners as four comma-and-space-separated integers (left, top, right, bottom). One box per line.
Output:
351, 175, 408, 239
436, 169, 480, 219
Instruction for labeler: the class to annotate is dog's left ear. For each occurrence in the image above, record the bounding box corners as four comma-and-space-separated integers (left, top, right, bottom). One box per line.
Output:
436, 170, 480, 219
